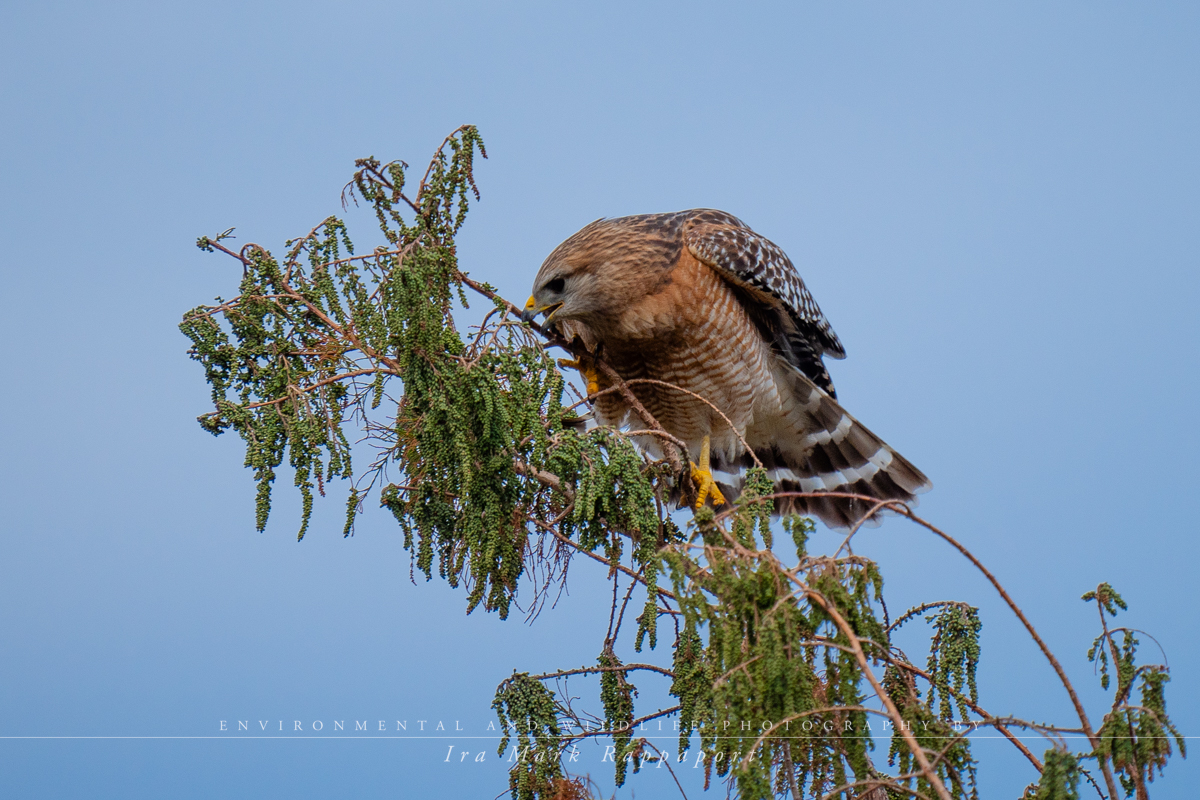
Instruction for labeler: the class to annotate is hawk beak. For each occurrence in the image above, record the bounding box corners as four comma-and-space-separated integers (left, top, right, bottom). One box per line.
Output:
521, 296, 563, 323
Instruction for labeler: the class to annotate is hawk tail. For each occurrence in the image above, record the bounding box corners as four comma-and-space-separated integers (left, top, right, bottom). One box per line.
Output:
719, 369, 932, 531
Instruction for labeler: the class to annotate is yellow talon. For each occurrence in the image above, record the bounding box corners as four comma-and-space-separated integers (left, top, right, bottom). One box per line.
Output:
691, 435, 727, 507
557, 358, 602, 396
691, 466, 727, 508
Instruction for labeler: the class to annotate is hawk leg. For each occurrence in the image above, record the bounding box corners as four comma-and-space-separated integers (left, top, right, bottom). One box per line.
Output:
691, 435, 727, 508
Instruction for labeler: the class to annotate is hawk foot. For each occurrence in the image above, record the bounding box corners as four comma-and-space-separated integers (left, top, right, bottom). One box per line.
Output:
557, 358, 601, 396
691, 464, 727, 508
691, 434, 726, 508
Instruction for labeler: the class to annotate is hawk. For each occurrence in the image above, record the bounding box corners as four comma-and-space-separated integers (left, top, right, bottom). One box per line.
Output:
522, 209, 930, 529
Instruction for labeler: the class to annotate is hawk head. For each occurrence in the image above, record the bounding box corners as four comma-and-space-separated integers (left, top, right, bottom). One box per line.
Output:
521, 216, 677, 326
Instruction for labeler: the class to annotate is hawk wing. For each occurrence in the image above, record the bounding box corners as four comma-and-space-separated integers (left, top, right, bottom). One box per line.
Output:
683, 210, 846, 397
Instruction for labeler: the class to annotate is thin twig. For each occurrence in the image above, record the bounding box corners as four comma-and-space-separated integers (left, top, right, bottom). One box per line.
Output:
531, 663, 675, 681
638, 740, 692, 800
534, 522, 676, 601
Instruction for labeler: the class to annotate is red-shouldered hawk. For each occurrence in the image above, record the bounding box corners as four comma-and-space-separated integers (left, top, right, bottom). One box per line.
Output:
521, 209, 930, 529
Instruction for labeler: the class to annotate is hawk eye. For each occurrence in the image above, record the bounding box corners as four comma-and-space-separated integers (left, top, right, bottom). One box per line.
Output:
545, 277, 566, 294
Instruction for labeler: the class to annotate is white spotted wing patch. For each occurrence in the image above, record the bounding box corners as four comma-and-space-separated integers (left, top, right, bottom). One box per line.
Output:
683, 215, 845, 360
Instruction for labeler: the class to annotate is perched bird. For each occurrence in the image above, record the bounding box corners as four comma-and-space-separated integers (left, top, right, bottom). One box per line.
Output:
522, 209, 930, 529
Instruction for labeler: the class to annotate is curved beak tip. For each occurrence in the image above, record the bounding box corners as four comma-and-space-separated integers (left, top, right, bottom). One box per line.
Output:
521, 295, 538, 323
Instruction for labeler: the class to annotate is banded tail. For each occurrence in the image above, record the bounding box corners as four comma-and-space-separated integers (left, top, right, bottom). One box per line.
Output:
716, 367, 932, 530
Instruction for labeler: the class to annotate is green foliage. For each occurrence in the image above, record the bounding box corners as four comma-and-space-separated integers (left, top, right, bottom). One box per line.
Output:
664, 507, 887, 799
670, 617, 712, 755
785, 514, 814, 561
1024, 749, 1081, 800
599, 646, 639, 786
493, 672, 566, 800
884, 662, 978, 800
1084, 583, 1129, 693
925, 604, 981, 722
183, 128, 1186, 800
882, 602, 981, 799
547, 427, 663, 552
380, 327, 566, 618
1085, 584, 1186, 798
182, 223, 358, 538
181, 127, 668, 621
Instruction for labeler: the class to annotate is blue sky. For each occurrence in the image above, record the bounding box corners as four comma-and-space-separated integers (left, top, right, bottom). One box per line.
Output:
1, 1, 1197, 797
